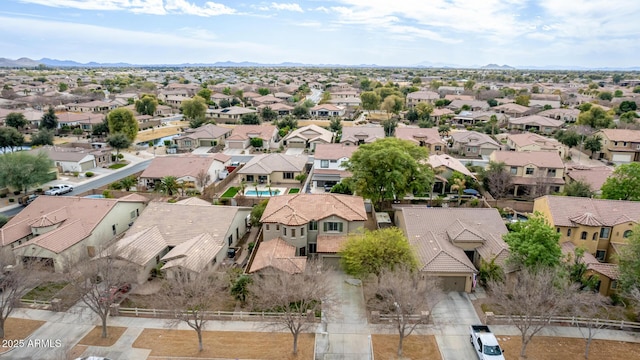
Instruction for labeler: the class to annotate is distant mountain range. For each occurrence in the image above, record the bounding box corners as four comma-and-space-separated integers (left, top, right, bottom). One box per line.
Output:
0, 57, 639, 71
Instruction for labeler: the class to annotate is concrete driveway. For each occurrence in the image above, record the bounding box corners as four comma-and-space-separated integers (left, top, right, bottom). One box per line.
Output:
431, 292, 480, 360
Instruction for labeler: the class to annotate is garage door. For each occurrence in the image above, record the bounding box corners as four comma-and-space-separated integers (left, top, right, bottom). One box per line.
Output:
441, 276, 467, 292
79, 160, 94, 172
288, 140, 306, 148
228, 141, 245, 149
612, 154, 632, 163
322, 256, 341, 270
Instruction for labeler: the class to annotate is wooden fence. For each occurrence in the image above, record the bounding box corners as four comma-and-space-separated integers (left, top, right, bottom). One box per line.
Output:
487, 313, 640, 331
114, 307, 320, 322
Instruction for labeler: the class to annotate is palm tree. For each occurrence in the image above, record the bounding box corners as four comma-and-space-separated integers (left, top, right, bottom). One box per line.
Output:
238, 180, 247, 197
119, 176, 137, 192
267, 182, 273, 197
450, 177, 466, 206
253, 181, 260, 199
157, 176, 180, 196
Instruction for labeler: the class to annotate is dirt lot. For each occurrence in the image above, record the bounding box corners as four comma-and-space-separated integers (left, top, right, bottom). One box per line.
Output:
499, 336, 640, 360
372, 334, 441, 360
135, 125, 184, 143
77, 326, 127, 347
134, 329, 314, 359
0, 318, 46, 354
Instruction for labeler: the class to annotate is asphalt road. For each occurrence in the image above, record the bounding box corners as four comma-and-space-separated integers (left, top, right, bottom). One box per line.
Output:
0, 159, 152, 218
307, 88, 322, 104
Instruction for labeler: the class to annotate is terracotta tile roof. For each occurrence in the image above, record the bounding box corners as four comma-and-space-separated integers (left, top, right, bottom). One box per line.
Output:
162, 233, 223, 273
407, 91, 439, 100
509, 115, 564, 127
539, 195, 640, 227
450, 130, 500, 147
111, 226, 167, 266
261, 194, 366, 226
238, 154, 307, 175
317, 235, 348, 253
427, 154, 476, 179
174, 124, 232, 141
14, 219, 90, 254
399, 208, 509, 273
310, 104, 342, 111
561, 242, 618, 280
175, 197, 211, 206
227, 124, 276, 141
394, 127, 443, 145
283, 125, 334, 144
314, 143, 358, 160
490, 150, 564, 169
340, 125, 385, 144
140, 155, 216, 179
493, 103, 530, 113
248, 237, 307, 274
507, 133, 562, 149
599, 129, 640, 142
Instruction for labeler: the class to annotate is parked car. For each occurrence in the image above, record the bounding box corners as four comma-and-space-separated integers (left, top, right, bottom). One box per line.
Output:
98, 283, 131, 303
18, 194, 38, 206
44, 184, 73, 196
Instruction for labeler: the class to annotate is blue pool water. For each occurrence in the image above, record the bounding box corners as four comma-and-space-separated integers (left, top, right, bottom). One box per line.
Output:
245, 189, 281, 197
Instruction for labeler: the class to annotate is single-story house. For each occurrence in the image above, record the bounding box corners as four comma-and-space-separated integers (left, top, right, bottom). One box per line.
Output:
173, 124, 233, 151
506, 132, 568, 158
508, 115, 564, 134
28, 146, 96, 173
394, 127, 446, 155
225, 124, 278, 150
309, 104, 346, 118
209, 106, 257, 121
450, 131, 501, 158
139, 154, 230, 191
283, 124, 334, 150
238, 153, 308, 185
340, 125, 385, 146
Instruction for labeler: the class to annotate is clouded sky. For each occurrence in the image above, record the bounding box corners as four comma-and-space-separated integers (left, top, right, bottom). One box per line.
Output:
1, 0, 639, 68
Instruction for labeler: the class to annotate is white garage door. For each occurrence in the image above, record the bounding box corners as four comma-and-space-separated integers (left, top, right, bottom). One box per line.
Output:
228, 141, 245, 149
612, 154, 632, 163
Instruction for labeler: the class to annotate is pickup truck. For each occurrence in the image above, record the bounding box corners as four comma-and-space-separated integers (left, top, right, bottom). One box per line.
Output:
18, 194, 38, 206
470, 325, 505, 360
44, 184, 73, 196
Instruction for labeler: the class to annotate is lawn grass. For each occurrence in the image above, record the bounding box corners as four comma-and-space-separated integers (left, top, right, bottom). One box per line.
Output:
108, 163, 127, 169
77, 326, 127, 347
288, 188, 300, 194
220, 186, 239, 198
22, 281, 68, 301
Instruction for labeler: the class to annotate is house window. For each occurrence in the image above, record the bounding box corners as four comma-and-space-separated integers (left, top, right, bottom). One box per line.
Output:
330, 160, 337, 163
283, 172, 294, 179
435, 145, 442, 151
246, 175, 254, 182
600, 227, 610, 239
283, 227, 287, 236
228, 234, 233, 246
556, 227, 560, 233
276, 224, 280, 231
324, 222, 343, 232
266, 224, 270, 231
321, 160, 329, 168
624, 230, 633, 238
580, 231, 587, 240
611, 280, 618, 289
547, 169, 556, 177
184, 140, 192, 147
291, 229, 296, 237
130, 210, 136, 219
212, 257, 217, 266
309, 243, 317, 253
301, 227, 304, 236
595, 250, 606, 262
299, 247, 306, 256
525, 168, 534, 175
592, 232, 597, 240
112, 224, 116, 235
510, 167, 517, 175
309, 221, 318, 231
567, 228, 572, 236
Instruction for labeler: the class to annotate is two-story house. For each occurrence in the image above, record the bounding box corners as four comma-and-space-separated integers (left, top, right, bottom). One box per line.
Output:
238, 153, 308, 185
340, 125, 385, 146
490, 151, 565, 197
258, 193, 367, 267
406, 91, 439, 108
312, 144, 358, 190
394, 127, 446, 155
596, 129, 640, 163
506, 132, 568, 159
450, 131, 501, 157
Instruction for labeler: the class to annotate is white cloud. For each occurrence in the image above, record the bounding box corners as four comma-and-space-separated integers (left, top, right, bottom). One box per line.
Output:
165, 0, 235, 16
18, 0, 237, 16
270, 2, 303, 12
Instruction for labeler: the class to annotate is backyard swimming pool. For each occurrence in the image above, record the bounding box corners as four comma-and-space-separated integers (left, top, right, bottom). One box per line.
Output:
244, 187, 285, 197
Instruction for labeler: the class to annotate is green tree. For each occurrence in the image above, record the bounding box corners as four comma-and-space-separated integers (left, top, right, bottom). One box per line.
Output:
318, 91, 332, 104
72, 127, 84, 139
577, 106, 613, 129
274, 116, 297, 130
0, 151, 52, 193
106, 133, 132, 163
196, 88, 212, 102
619, 100, 638, 114
30, 129, 54, 146
249, 137, 263, 148
555, 130, 581, 149
515, 95, 530, 106
346, 138, 434, 209
181, 96, 207, 121
583, 135, 602, 159
258, 88, 270, 96
119, 175, 137, 191
58, 83, 68, 92
503, 212, 562, 269
620, 111, 639, 124
250, 199, 268, 226
0, 127, 24, 153
487, 114, 498, 136
464, 80, 476, 91
189, 117, 207, 129
563, 180, 594, 198
92, 119, 109, 136
107, 108, 138, 142
241, 113, 261, 125
157, 176, 180, 196
329, 117, 342, 133
260, 106, 277, 122
405, 108, 419, 123
477, 257, 505, 287
292, 105, 309, 118
617, 224, 640, 299
40, 106, 58, 130
219, 99, 231, 108
415, 102, 433, 121
382, 118, 398, 137
612, 74, 623, 84
5, 112, 28, 130
381, 95, 404, 120
360, 91, 381, 113
614, 90, 624, 98
601, 162, 640, 201
134, 94, 158, 116
598, 91, 613, 101
487, 99, 498, 107
340, 227, 419, 278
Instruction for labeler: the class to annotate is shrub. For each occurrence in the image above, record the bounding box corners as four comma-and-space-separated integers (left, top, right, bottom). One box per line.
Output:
148, 141, 154, 147
248, 242, 256, 253
36, 188, 42, 193
167, 198, 177, 203
85, 172, 94, 178
470, 199, 479, 207
73, 171, 79, 177
111, 154, 117, 161
13, 190, 21, 195
0, 194, 6, 199
117, 153, 124, 160
109, 182, 123, 190
8, 199, 14, 203
164, 140, 171, 146
102, 190, 113, 198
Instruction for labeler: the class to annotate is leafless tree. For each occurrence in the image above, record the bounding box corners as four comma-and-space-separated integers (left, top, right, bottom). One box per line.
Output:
155, 270, 225, 352
483, 162, 513, 199
195, 169, 212, 190
65, 251, 136, 338
0, 256, 51, 338
248, 262, 336, 355
572, 292, 619, 359
487, 267, 580, 359
367, 266, 444, 357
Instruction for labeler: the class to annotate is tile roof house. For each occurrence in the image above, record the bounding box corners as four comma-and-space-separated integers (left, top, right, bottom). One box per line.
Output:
28, 146, 97, 173
562, 242, 619, 296
238, 153, 308, 185
406, 91, 439, 108
247, 237, 307, 274
139, 154, 231, 191
492, 103, 534, 118
450, 130, 501, 157
508, 115, 564, 134
490, 151, 565, 197
56, 112, 104, 132
283, 124, 334, 150
534, 195, 640, 265
537, 108, 580, 123
5, 195, 148, 273
312, 144, 358, 190
394, 127, 446, 155
427, 154, 477, 194
340, 125, 385, 146
564, 165, 613, 194
67, 100, 118, 113
506, 132, 568, 158
108, 201, 251, 283
259, 102, 294, 116
209, 106, 257, 121
309, 104, 346, 118
260, 194, 367, 265
173, 124, 232, 152
595, 129, 640, 164
225, 124, 278, 150
394, 207, 510, 292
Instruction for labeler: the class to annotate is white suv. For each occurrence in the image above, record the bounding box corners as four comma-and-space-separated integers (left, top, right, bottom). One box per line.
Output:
44, 184, 73, 196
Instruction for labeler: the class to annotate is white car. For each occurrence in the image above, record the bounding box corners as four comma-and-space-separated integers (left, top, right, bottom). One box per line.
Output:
44, 184, 73, 196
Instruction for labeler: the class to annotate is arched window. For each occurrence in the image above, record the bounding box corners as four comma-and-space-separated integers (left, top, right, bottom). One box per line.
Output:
581, 231, 587, 240
592, 233, 597, 240
624, 230, 633, 238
